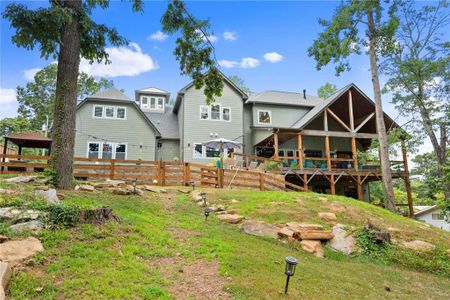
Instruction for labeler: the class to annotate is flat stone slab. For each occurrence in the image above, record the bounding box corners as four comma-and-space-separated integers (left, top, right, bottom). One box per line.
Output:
0, 188, 19, 196
144, 185, 160, 193
217, 214, 244, 224
0, 262, 12, 300
192, 190, 203, 202
318, 212, 337, 221
278, 227, 295, 239
402, 240, 435, 252
240, 220, 279, 239
296, 230, 334, 241
0, 207, 42, 222
286, 222, 323, 232
95, 180, 126, 188
6, 175, 37, 183
10, 220, 44, 234
328, 224, 356, 255
0, 237, 44, 266
77, 184, 95, 192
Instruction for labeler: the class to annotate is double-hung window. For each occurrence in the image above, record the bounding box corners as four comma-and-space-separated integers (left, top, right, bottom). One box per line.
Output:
141, 96, 149, 109
211, 104, 221, 120
88, 143, 100, 158
93, 106, 103, 118
222, 107, 231, 121
199, 104, 231, 121
258, 110, 271, 124
87, 142, 127, 159
194, 143, 203, 158
105, 106, 115, 118
115, 144, 126, 159
200, 105, 209, 120
116, 107, 126, 119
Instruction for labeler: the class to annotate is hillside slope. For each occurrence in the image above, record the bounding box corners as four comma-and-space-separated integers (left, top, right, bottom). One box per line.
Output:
1, 181, 449, 299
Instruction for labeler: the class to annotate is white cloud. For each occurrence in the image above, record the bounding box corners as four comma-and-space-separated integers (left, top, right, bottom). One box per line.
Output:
195, 29, 218, 43
218, 60, 239, 69
223, 31, 237, 41
148, 30, 168, 42
23, 68, 41, 81
263, 52, 284, 63
240, 57, 260, 68
79, 43, 158, 77
0, 88, 16, 105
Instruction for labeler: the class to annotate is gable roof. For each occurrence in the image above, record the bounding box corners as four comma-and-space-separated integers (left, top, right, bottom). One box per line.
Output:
414, 205, 440, 218
246, 90, 322, 107
88, 87, 131, 101
290, 83, 400, 130
173, 70, 249, 113
144, 107, 179, 140
77, 87, 161, 137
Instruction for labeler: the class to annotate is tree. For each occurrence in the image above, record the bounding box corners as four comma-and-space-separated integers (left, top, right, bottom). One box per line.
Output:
412, 151, 447, 200
229, 75, 250, 93
317, 82, 337, 99
17, 63, 113, 132
3, 0, 136, 189
308, 1, 399, 211
0, 117, 31, 138
381, 0, 450, 200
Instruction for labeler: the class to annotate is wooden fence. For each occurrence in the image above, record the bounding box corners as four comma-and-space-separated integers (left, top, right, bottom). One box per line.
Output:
0, 154, 303, 192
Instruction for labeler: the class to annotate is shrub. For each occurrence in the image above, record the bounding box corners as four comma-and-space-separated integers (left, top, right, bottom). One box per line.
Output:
266, 161, 278, 170
43, 204, 80, 228
42, 167, 58, 186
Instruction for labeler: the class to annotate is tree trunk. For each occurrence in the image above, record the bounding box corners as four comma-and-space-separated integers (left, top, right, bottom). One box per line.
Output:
50, 0, 82, 189
367, 5, 396, 212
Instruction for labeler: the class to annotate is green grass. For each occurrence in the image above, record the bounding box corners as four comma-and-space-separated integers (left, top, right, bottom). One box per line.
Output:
2, 185, 450, 299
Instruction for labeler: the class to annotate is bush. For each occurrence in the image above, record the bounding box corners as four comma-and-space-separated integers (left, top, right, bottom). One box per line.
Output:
266, 161, 278, 170
42, 167, 58, 186
43, 204, 79, 228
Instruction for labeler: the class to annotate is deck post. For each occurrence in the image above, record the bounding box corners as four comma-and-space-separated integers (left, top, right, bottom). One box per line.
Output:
297, 133, 303, 169
330, 174, 336, 195
402, 141, 414, 217
303, 174, 308, 192
325, 136, 331, 171
110, 159, 115, 180
356, 175, 363, 200
259, 173, 265, 191
351, 137, 358, 171
273, 132, 279, 161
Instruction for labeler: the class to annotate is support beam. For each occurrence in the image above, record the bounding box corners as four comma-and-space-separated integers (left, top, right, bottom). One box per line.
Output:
402, 141, 414, 217
303, 174, 308, 192
330, 174, 336, 195
324, 136, 331, 171
323, 110, 329, 131
357, 175, 363, 200
351, 137, 358, 171
348, 89, 354, 131
355, 112, 375, 132
300, 129, 377, 139
297, 133, 303, 170
273, 132, 279, 161
327, 108, 352, 132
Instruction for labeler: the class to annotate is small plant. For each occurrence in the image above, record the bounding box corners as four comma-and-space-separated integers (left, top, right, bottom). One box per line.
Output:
43, 204, 80, 228
266, 161, 278, 170
42, 167, 58, 186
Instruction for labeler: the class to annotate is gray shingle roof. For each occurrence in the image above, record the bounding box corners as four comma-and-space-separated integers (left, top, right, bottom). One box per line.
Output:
88, 87, 131, 101
136, 87, 170, 96
246, 90, 322, 107
144, 107, 179, 139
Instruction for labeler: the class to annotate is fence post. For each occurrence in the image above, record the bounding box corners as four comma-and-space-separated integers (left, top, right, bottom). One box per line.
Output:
259, 173, 265, 191
110, 159, 115, 180
161, 162, 166, 186
184, 163, 190, 186
216, 167, 221, 188
157, 161, 162, 186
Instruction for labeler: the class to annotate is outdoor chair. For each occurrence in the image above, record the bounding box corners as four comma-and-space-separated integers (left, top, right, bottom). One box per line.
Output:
247, 161, 259, 171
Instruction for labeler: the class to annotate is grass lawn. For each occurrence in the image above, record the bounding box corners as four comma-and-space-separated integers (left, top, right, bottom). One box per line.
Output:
3, 185, 450, 299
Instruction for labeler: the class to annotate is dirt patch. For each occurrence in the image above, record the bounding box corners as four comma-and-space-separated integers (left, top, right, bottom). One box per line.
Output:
150, 257, 231, 299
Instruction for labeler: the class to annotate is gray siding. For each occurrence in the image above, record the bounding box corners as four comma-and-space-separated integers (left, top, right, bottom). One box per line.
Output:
181, 81, 244, 164
74, 100, 157, 160
252, 104, 310, 128
157, 139, 180, 162
178, 101, 184, 161
243, 104, 253, 154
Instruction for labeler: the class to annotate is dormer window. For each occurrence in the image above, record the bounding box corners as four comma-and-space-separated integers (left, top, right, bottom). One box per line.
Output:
141, 95, 164, 111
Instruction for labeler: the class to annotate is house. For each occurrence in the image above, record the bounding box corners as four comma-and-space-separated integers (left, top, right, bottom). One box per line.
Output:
414, 205, 449, 231
74, 74, 412, 211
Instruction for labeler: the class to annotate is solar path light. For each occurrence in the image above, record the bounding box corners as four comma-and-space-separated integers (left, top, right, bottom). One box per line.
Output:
189, 180, 196, 191
284, 256, 297, 294
204, 207, 211, 221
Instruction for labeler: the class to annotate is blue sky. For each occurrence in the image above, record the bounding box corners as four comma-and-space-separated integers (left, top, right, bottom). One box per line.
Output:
0, 1, 429, 154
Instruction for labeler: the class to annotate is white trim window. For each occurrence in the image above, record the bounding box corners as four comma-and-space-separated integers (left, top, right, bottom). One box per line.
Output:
93, 105, 104, 118
200, 105, 209, 120
193, 143, 203, 158
105, 106, 115, 118
205, 146, 220, 158
141, 96, 149, 109
222, 107, 231, 121
87, 142, 127, 159
211, 104, 221, 120
116, 107, 126, 119
258, 110, 272, 125
147, 97, 165, 111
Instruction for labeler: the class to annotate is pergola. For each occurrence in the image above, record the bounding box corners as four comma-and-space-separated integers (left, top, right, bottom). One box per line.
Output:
2, 132, 52, 157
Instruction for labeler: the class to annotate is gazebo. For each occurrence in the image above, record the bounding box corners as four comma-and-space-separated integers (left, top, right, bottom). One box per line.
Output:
2, 132, 52, 156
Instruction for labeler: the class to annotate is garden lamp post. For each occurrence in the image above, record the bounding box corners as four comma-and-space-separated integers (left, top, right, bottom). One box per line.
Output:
132, 179, 137, 194
189, 180, 196, 191
204, 207, 211, 221
284, 256, 297, 294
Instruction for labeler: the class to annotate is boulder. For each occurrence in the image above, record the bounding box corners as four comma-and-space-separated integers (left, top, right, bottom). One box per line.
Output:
111, 188, 130, 195
328, 224, 356, 255
402, 240, 435, 252
217, 214, 244, 224
318, 212, 337, 221
95, 180, 126, 188
329, 203, 346, 212
286, 222, 323, 232
215, 211, 228, 215
9, 221, 44, 234
216, 204, 226, 211
0, 188, 19, 196
239, 220, 279, 239
0, 262, 12, 300
295, 230, 334, 241
178, 189, 191, 194
300, 240, 324, 258
208, 206, 219, 212
78, 184, 95, 192
144, 185, 160, 193
57, 193, 65, 200
278, 227, 295, 239
192, 190, 203, 202
35, 188, 60, 204
0, 207, 42, 222
34, 186, 49, 191
6, 175, 37, 183
0, 237, 44, 266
